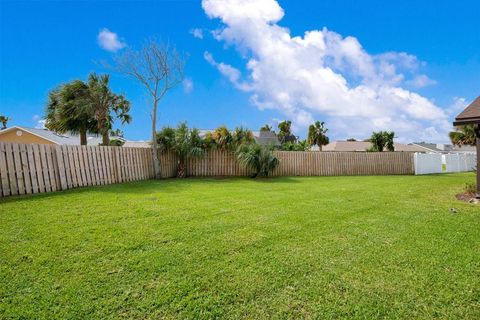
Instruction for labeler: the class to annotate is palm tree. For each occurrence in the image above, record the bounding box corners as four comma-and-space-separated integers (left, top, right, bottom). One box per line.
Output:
45, 80, 96, 145
212, 126, 233, 150
260, 124, 273, 132
156, 126, 176, 152
278, 120, 295, 144
171, 122, 204, 178
0, 115, 9, 130
236, 144, 279, 178
381, 131, 396, 151
307, 121, 329, 151
86, 73, 131, 146
449, 125, 476, 146
232, 126, 255, 147
368, 131, 395, 152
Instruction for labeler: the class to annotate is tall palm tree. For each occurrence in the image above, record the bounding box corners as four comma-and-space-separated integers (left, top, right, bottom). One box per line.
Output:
86, 73, 131, 146
449, 125, 476, 146
45, 80, 96, 145
307, 121, 329, 151
0, 115, 9, 130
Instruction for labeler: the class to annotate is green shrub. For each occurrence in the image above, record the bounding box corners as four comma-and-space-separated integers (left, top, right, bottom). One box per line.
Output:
236, 144, 279, 178
109, 138, 125, 146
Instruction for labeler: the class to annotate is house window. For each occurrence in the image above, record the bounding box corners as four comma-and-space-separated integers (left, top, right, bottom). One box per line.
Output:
16, 130, 23, 137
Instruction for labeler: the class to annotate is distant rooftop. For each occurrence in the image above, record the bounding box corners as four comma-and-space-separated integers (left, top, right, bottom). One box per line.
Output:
412, 142, 476, 153
323, 141, 425, 152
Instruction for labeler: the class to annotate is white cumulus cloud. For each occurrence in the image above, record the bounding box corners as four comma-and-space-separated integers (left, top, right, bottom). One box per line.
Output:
97, 28, 126, 52
201, 0, 451, 142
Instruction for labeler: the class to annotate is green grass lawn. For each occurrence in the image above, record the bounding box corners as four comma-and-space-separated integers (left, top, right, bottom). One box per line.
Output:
1, 174, 479, 319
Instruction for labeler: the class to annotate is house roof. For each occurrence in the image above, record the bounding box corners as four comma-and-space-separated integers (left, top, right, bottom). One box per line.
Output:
412, 143, 476, 153
454, 96, 480, 125
322, 141, 425, 152
0, 126, 120, 146
252, 131, 281, 146
123, 141, 151, 148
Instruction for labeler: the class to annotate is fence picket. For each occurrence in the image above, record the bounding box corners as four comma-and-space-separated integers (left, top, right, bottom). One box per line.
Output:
19, 144, 32, 194
45, 145, 57, 192
0, 143, 11, 196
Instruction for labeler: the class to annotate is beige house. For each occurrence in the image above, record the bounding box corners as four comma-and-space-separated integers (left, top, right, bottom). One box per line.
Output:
0, 126, 112, 145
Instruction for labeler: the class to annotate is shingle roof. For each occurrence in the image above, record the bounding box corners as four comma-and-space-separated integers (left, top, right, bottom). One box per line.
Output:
123, 141, 151, 148
413, 143, 476, 153
454, 96, 480, 125
252, 131, 281, 146
322, 141, 425, 152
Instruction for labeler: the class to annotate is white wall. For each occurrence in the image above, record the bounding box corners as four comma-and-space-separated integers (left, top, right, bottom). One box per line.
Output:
415, 153, 443, 175
445, 153, 476, 173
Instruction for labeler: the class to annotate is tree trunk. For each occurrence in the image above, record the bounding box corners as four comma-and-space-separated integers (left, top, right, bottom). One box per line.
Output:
177, 160, 186, 178
80, 124, 87, 146
475, 124, 480, 199
151, 100, 161, 179
102, 129, 110, 146
319, 144, 322, 151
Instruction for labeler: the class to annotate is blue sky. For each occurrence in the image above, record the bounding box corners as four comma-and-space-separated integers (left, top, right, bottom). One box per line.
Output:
1, 0, 479, 143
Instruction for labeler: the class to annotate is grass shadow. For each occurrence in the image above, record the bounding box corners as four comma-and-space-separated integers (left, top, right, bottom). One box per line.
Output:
0, 176, 304, 204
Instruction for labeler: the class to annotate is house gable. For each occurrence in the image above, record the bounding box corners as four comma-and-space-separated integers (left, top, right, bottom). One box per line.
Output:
0, 127, 57, 145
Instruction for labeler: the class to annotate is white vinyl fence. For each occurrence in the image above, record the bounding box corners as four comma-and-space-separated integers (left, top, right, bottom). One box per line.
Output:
444, 153, 477, 173
414, 152, 476, 175
414, 153, 443, 175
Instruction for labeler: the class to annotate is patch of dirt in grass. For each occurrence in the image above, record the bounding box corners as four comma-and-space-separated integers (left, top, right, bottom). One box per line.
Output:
456, 192, 479, 204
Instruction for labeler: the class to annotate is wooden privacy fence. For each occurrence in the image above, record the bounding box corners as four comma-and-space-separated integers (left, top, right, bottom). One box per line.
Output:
0, 142, 154, 198
1, 142, 414, 198
158, 150, 415, 178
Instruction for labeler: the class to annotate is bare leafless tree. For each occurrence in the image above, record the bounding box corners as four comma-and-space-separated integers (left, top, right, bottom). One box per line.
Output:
114, 39, 185, 179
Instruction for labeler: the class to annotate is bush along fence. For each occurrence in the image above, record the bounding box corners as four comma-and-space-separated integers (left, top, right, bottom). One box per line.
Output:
0, 142, 154, 198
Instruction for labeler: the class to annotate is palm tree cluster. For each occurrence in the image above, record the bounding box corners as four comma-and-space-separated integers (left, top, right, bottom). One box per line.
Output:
261, 120, 330, 151
45, 73, 131, 145
368, 131, 395, 152
156, 123, 279, 178
200, 126, 255, 151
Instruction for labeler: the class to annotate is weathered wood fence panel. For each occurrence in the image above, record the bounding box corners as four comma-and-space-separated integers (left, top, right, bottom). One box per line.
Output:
272, 151, 414, 176
0, 142, 154, 198
157, 150, 415, 178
